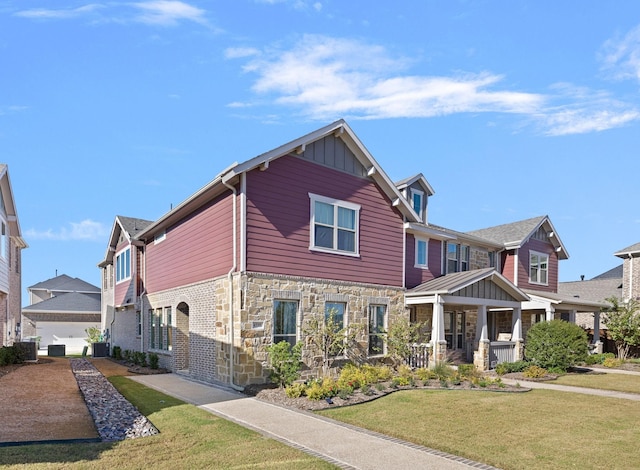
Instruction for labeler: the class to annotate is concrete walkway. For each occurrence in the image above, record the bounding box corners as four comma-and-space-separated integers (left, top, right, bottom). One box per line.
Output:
130, 374, 495, 470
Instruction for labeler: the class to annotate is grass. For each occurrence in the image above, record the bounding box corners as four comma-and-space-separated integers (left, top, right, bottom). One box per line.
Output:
0, 377, 335, 469
552, 372, 640, 394
317, 388, 640, 470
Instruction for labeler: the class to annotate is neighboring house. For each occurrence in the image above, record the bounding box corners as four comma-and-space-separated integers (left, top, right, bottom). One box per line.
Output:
0, 164, 27, 347
99, 216, 153, 353
99, 120, 601, 387
21, 274, 101, 353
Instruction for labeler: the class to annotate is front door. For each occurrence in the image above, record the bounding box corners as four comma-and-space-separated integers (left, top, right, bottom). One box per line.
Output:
444, 311, 465, 350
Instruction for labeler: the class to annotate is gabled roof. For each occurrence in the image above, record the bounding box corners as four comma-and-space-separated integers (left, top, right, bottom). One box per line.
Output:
592, 264, 623, 280
405, 222, 504, 249
135, 120, 421, 240
0, 164, 27, 248
466, 215, 569, 260
28, 274, 99, 293
395, 173, 435, 197
524, 289, 609, 311
557, 278, 622, 305
22, 292, 101, 313
614, 242, 640, 258
406, 267, 529, 302
99, 215, 154, 267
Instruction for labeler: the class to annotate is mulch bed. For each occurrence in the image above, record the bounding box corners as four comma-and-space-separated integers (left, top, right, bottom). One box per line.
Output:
245, 378, 531, 412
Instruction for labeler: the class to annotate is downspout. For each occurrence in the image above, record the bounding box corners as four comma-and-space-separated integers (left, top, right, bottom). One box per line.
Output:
223, 177, 244, 392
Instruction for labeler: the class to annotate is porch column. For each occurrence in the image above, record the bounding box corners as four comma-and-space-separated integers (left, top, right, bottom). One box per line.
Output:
511, 307, 524, 362
568, 309, 576, 324
474, 305, 489, 371
545, 306, 555, 322
593, 311, 603, 353
430, 295, 446, 367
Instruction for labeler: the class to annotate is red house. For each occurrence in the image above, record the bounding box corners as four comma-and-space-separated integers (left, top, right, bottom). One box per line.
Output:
100, 120, 603, 386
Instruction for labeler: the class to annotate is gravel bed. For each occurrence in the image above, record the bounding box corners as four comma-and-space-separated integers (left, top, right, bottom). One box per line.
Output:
70, 358, 159, 442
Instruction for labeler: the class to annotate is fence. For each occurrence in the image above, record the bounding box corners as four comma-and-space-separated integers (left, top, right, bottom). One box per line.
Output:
489, 341, 515, 368
405, 343, 430, 368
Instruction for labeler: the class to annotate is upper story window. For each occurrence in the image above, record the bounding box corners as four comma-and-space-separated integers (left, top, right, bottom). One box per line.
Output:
0, 222, 6, 259
415, 237, 429, 268
309, 193, 360, 256
154, 231, 166, 244
116, 247, 131, 283
529, 251, 549, 285
445, 242, 470, 274
410, 189, 424, 221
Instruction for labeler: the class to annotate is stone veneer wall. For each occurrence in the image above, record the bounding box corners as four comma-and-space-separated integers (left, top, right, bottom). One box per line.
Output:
231, 272, 408, 385
469, 247, 492, 271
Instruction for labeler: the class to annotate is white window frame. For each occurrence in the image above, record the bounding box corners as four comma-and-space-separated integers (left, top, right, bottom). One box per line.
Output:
410, 188, 424, 220
0, 222, 6, 260
414, 237, 429, 268
273, 299, 299, 347
115, 247, 131, 284
154, 231, 166, 244
309, 193, 360, 257
368, 304, 387, 356
529, 250, 549, 285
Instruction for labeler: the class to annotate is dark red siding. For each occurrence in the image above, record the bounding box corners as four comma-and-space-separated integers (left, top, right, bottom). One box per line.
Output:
245, 155, 405, 286
145, 192, 234, 293
405, 235, 441, 288
516, 238, 559, 293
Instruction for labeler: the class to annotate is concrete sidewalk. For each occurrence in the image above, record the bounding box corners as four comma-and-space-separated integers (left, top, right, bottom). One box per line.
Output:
129, 374, 494, 470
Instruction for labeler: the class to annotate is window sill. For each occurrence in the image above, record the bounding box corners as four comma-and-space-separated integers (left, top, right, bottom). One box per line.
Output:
310, 246, 360, 258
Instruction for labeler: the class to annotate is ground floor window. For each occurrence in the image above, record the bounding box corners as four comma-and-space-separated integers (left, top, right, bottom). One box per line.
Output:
368, 304, 387, 355
149, 307, 172, 351
273, 300, 298, 347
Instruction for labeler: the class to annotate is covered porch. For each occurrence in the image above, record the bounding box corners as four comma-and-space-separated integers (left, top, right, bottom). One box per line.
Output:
405, 268, 530, 371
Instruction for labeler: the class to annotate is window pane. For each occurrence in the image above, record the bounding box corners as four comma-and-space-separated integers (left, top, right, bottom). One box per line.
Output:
125, 249, 130, 279
412, 193, 421, 213
315, 201, 334, 225
417, 240, 426, 265
337, 229, 355, 252
325, 302, 345, 327
274, 300, 297, 348
337, 206, 355, 230
315, 225, 334, 248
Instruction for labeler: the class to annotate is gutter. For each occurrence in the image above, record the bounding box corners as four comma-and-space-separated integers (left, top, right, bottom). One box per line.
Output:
222, 175, 244, 392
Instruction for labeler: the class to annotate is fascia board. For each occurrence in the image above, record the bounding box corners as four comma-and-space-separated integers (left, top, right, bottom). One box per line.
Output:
404, 222, 456, 240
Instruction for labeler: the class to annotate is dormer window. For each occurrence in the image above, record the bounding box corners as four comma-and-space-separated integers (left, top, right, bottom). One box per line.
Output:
410, 189, 424, 221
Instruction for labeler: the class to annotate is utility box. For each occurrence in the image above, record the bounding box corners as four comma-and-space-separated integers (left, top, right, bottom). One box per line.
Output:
15, 342, 37, 361
48, 344, 66, 357
92, 342, 108, 357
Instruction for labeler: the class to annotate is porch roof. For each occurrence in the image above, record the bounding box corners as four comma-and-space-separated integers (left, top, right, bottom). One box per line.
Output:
405, 268, 530, 307
523, 290, 608, 312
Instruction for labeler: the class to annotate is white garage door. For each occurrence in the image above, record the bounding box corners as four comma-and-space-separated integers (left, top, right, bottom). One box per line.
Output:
36, 321, 101, 353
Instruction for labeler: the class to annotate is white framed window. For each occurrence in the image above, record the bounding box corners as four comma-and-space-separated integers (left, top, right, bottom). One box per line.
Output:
368, 304, 387, 356
410, 189, 424, 220
165, 306, 172, 351
115, 247, 131, 283
0, 222, 6, 259
309, 193, 360, 256
325, 301, 347, 356
273, 300, 298, 347
136, 311, 142, 337
529, 251, 549, 285
154, 231, 166, 244
415, 237, 429, 268
445, 243, 470, 274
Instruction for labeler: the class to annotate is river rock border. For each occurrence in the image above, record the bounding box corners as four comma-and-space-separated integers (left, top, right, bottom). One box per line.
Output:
70, 358, 159, 442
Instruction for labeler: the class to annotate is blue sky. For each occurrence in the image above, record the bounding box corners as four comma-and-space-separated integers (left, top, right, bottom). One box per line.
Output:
2, 1, 640, 300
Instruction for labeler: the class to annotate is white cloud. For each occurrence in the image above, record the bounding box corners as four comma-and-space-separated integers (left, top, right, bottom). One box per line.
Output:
131, 1, 208, 26
599, 24, 640, 82
235, 35, 544, 121
14, 4, 104, 19
25, 219, 108, 241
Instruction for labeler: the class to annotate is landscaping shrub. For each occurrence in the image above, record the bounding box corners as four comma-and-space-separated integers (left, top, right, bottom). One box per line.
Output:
337, 363, 366, 390
495, 360, 530, 375
585, 352, 615, 365
457, 364, 479, 380
522, 365, 547, 378
148, 352, 159, 369
525, 320, 588, 371
431, 362, 455, 380
112, 345, 122, 360
306, 377, 338, 400
285, 382, 306, 398
266, 341, 303, 388
415, 367, 435, 381
0, 346, 20, 366
602, 357, 623, 368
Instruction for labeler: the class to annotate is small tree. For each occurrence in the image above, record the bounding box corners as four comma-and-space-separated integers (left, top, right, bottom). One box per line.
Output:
266, 341, 303, 388
603, 297, 640, 360
85, 326, 101, 344
384, 318, 424, 368
304, 308, 362, 377
525, 319, 588, 372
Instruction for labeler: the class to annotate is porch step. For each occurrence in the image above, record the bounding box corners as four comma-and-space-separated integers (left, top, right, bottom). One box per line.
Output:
446, 350, 470, 365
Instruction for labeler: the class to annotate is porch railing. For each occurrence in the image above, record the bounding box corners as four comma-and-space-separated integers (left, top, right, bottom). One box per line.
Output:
489, 341, 515, 368
405, 343, 430, 369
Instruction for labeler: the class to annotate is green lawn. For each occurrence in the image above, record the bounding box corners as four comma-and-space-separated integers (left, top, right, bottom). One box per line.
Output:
317, 388, 640, 470
551, 372, 640, 394
0, 378, 335, 470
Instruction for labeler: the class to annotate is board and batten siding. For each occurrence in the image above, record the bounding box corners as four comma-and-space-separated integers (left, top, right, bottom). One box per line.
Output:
405, 235, 441, 288
145, 192, 234, 293
245, 155, 404, 286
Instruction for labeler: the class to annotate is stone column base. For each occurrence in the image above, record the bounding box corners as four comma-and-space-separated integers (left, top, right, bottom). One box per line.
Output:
429, 341, 448, 367
593, 341, 604, 354
473, 340, 490, 371
513, 339, 524, 362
